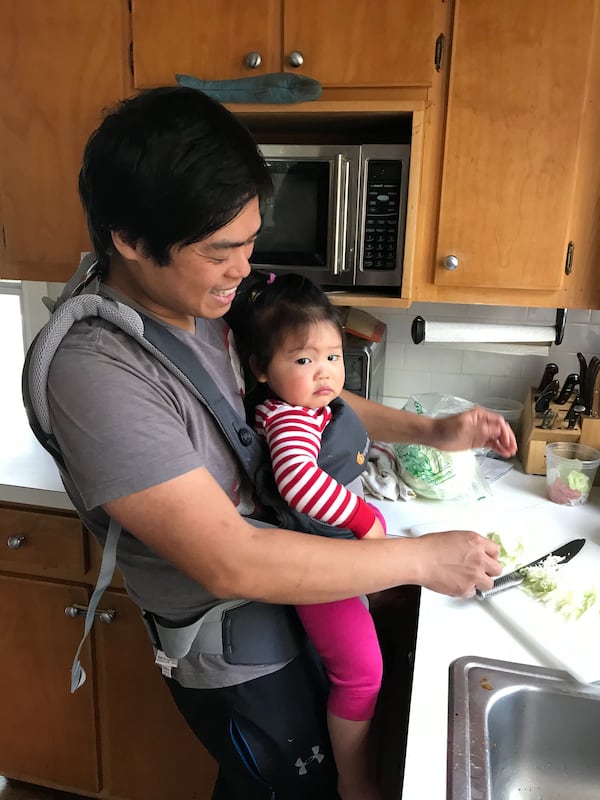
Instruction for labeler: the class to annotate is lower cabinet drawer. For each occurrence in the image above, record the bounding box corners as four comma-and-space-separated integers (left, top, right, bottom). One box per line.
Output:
0, 505, 88, 579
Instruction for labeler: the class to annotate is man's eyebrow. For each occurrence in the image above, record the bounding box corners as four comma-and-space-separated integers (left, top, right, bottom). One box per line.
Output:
205, 227, 261, 251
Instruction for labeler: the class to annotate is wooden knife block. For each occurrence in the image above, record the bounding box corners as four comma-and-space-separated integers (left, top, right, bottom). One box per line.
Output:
519, 386, 582, 475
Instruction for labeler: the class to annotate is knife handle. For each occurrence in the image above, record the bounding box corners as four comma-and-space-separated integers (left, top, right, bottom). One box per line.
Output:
476, 573, 524, 599
537, 363, 559, 392
555, 372, 580, 405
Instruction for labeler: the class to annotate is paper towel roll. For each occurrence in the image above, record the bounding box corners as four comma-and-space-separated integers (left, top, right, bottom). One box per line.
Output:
411, 316, 556, 345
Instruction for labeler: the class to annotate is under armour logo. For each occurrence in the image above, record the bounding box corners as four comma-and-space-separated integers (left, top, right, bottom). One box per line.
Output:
295, 745, 325, 775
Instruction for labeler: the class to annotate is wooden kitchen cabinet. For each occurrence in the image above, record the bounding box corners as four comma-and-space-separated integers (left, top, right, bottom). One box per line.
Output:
0, 575, 99, 793
0, 0, 129, 282
0, 502, 217, 799
131, 0, 438, 90
95, 591, 217, 800
412, 0, 598, 306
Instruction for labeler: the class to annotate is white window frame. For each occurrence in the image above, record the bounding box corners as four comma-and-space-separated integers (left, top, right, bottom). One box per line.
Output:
0, 280, 51, 350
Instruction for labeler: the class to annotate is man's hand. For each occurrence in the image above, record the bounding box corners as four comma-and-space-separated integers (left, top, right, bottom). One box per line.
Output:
414, 530, 502, 598
430, 406, 517, 458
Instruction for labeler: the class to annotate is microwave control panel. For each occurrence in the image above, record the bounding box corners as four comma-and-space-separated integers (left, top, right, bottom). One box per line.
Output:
361, 160, 403, 271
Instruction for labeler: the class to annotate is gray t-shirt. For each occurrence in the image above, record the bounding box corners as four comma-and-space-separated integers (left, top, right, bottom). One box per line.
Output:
47, 287, 289, 688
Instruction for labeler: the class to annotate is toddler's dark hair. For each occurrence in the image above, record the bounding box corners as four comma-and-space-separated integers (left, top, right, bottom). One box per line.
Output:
249, 273, 343, 374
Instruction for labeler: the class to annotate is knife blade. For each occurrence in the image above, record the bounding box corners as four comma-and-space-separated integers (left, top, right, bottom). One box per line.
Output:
477, 538, 586, 599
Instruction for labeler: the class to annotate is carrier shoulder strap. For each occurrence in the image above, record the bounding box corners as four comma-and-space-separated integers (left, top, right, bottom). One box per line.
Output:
24, 292, 272, 693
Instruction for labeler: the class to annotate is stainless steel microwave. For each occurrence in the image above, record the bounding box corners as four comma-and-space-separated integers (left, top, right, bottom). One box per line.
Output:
252, 143, 410, 290
343, 329, 387, 402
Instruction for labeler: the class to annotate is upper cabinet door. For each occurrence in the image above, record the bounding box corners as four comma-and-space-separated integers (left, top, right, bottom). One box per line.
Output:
282, 0, 437, 87
434, 0, 595, 292
131, 0, 282, 87
0, 0, 127, 281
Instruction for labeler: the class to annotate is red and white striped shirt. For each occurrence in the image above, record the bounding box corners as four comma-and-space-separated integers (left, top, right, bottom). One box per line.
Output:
255, 398, 375, 537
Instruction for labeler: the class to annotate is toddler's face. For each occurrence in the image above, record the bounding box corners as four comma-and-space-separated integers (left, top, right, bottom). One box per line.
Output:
256, 320, 345, 409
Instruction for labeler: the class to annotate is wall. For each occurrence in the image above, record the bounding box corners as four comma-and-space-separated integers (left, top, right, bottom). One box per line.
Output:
372, 303, 600, 410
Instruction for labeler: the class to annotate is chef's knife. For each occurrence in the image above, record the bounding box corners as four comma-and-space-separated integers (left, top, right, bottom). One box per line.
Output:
577, 352, 587, 399
534, 379, 559, 414
554, 372, 580, 405
537, 362, 559, 393
587, 356, 600, 413
477, 538, 585, 599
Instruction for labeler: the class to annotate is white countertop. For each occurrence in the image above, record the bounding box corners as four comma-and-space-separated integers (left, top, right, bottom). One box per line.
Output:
0, 411, 74, 510
371, 470, 600, 800
3, 424, 600, 799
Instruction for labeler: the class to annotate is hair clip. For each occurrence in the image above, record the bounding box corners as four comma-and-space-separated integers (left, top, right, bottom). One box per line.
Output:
267, 272, 277, 284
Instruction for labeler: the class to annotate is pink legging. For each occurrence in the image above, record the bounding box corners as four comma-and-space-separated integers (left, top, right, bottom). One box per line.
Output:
296, 596, 383, 721
295, 504, 386, 721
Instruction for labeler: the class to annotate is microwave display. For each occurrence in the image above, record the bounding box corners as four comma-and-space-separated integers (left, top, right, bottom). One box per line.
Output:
253, 144, 410, 290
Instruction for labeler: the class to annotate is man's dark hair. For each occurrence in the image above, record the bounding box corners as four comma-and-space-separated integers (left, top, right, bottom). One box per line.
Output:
78, 86, 271, 272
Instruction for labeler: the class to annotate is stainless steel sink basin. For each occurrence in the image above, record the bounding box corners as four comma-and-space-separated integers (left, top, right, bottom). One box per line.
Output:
448, 655, 600, 800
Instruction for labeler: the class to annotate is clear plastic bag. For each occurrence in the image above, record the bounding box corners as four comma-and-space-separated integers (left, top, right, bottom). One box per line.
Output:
392, 393, 492, 502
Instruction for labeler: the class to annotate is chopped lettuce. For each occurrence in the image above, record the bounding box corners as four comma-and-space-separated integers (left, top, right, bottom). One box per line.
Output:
489, 532, 598, 621
487, 531, 524, 568
566, 469, 591, 494
520, 556, 562, 600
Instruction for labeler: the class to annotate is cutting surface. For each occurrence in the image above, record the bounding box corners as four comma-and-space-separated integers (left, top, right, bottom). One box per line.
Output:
410, 506, 600, 684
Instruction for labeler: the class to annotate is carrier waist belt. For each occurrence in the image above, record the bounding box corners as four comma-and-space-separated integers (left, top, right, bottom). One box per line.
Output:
143, 600, 307, 666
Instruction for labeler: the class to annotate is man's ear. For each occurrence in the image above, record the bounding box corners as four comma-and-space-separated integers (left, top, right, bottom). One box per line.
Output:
249, 354, 268, 383
111, 230, 144, 262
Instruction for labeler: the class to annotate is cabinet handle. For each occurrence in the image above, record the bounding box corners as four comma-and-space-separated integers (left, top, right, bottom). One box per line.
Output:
65, 604, 116, 624
288, 50, 304, 68
444, 254, 459, 270
7, 535, 25, 550
244, 51, 262, 69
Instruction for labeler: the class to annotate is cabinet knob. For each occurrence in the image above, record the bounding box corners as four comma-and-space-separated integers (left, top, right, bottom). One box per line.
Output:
65, 604, 116, 624
7, 535, 25, 550
244, 51, 262, 69
288, 50, 304, 68
444, 254, 460, 270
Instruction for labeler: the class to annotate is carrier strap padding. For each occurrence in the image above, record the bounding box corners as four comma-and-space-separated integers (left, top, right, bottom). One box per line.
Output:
26, 294, 265, 482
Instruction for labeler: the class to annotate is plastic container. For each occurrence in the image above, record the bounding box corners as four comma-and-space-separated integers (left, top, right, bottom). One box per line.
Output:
545, 441, 600, 506
481, 397, 524, 432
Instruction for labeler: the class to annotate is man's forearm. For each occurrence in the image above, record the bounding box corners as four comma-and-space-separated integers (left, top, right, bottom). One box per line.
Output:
341, 390, 435, 444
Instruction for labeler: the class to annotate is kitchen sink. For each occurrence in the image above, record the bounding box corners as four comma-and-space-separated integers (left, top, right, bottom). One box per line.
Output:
448, 655, 600, 800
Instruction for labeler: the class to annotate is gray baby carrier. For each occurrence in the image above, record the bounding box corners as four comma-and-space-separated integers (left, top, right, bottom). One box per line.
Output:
22, 255, 370, 692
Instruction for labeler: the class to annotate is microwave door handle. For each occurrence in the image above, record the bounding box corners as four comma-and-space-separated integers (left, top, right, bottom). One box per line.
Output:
331, 155, 350, 276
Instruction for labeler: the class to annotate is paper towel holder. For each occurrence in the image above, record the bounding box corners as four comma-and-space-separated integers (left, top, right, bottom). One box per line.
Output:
411, 308, 567, 346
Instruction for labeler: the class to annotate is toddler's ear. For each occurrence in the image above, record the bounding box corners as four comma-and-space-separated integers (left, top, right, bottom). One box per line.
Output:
249, 354, 268, 383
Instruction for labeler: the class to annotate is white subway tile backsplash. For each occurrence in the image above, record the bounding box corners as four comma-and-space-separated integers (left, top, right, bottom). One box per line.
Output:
403, 345, 462, 372
563, 309, 592, 324
526, 307, 558, 324
465, 305, 529, 323
555, 324, 600, 354
383, 369, 432, 397
431, 374, 491, 401
370, 302, 600, 407
461, 350, 523, 378
488, 376, 531, 403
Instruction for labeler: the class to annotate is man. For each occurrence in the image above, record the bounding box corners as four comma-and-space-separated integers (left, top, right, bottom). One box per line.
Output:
45, 86, 515, 799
